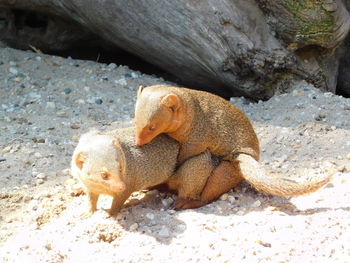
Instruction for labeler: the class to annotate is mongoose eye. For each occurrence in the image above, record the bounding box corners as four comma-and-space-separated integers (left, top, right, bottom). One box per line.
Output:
100, 171, 111, 180
169, 105, 176, 112
149, 125, 156, 131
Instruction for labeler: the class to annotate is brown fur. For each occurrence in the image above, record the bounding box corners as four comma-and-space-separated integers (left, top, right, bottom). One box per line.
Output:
71, 127, 215, 215
134, 85, 332, 208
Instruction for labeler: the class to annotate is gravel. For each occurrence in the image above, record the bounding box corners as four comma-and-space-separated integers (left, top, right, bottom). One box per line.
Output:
0, 47, 349, 263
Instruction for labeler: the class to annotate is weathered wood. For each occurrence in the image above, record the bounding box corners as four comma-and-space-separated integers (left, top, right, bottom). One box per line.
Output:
258, 0, 350, 95
258, 0, 350, 49
1, 0, 349, 99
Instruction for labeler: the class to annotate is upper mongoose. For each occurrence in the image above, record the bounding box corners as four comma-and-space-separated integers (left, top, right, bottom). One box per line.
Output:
71, 126, 215, 215
134, 84, 332, 209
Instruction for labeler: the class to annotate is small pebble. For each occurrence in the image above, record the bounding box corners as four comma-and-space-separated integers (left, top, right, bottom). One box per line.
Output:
129, 223, 139, 231
36, 179, 45, 185
46, 102, 56, 109
326, 182, 335, 188
115, 79, 127, 86
9, 145, 20, 153
94, 98, 103, 105
3, 146, 11, 153
161, 199, 169, 207
36, 173, 46, 179
315, 114, 326, 121
219, 193, 228, 201
35, 56, 42, 61
63, 88, 72, 94
262, 115, 272, 121
65, 179, 76, 185
39, 191, 52, 198
56, 111, 66, 117
70, 124, 80, 129
124, 73, 132, 78
107, 63, 117, 70
71, 135, 79, 142
61, 168, 70, 176
162, 197, 174, 208
69, 185, 84, 196
158, 227, 170, 237
236, 210, 245, 216
252, 200, 261, 208
32, 138, 45, 143
338, 165, 349, 173
228, 196, 236, 204
146, 213, 155, 220
45, 243, 53, 251
256, 240, 272, 248
0, 157, 6, 162
131, 72, 139, 78
34, 152, 42, 158
9, 67, 18, 75
28, 200, 39, 211
23, 195, 32, 202
346, 153, 350, 160
167, 209, 176, 215
273, 161, 282, 168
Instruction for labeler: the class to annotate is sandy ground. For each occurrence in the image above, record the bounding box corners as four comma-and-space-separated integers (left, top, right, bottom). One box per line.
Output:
0, 47, 349, 263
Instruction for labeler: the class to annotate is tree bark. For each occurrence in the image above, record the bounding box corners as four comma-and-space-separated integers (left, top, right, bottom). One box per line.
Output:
1, 0, 349, 99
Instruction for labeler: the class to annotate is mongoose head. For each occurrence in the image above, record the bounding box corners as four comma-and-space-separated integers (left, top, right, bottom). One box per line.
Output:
72, 133, 126, 194
134, 85, 182, 146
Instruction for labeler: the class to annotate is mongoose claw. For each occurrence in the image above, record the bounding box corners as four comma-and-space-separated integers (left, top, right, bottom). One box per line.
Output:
168, 201, 177, 210
80, 210, 94, 218
170, 199, 206, 210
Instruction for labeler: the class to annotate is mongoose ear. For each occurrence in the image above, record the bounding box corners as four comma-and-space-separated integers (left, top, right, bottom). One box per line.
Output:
112, 139, 125, 175
137, 85, 145, 98
75, 152, 86, 170
161, 93, 180, 112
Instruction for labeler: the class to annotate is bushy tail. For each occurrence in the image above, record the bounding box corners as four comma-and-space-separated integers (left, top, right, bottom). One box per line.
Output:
236, 154, 332, 197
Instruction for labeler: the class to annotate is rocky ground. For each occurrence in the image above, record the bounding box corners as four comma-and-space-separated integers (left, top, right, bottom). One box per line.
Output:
0, 47, 349, 263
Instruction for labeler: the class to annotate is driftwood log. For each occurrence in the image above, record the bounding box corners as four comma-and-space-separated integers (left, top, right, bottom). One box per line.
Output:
0, 0, 350, 99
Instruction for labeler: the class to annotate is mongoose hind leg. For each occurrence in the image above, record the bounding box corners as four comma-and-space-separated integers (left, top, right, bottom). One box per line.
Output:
201, 160, 244, 203
173, 160, 243, 210
168, 151, 214, 210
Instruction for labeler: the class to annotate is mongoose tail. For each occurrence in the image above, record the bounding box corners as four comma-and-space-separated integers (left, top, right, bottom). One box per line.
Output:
237, 154, 332, 197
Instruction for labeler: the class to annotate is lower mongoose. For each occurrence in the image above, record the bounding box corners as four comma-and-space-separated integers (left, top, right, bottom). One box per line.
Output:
134, 84, 332, 209
71, 126, 215, 215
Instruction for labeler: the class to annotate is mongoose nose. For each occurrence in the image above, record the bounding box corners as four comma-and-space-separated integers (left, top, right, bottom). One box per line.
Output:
135, 137, 145, 146
110, 181, 126, 192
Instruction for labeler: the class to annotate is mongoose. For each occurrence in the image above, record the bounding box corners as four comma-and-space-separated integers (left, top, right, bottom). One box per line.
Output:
71, 126, 215, 215
134, 84, 332, 209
